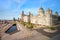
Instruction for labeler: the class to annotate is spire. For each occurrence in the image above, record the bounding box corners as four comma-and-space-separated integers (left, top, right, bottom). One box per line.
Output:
29, 11, 33, 16
22, 11, 25, 16
21, 11, 25, 20
29, 11, 31, 15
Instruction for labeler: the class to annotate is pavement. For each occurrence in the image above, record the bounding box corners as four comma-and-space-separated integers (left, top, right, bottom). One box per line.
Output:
35, 28, 60, 38
2, 21, 50, 40
50, 34, 60, 40
2, 30, 50, 40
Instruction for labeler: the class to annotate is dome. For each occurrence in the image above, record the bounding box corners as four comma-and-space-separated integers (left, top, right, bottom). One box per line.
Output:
39, 7, 44, 10
55, 11, 58, 14
29, 12, 33, 16
54, 11, 58, 16
39, 7, 44, 13
46, 8, 52, 14
22, 11, 25, 16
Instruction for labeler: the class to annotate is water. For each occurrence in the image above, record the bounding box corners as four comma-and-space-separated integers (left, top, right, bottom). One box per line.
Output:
5, 24, 18, 34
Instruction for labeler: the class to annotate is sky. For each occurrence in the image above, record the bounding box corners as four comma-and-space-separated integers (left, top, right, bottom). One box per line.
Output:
0, 0, 60, 20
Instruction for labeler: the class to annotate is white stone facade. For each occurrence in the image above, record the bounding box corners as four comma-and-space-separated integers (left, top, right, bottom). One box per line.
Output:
21, 7, 58, 26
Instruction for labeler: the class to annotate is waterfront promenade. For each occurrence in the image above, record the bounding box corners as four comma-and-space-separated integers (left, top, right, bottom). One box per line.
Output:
2, 21, 50, 40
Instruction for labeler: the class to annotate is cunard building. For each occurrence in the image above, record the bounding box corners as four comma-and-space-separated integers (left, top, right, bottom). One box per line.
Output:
21, 7, 58, 26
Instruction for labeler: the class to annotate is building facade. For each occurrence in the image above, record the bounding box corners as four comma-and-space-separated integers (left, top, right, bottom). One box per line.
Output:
21, 7, 58, 26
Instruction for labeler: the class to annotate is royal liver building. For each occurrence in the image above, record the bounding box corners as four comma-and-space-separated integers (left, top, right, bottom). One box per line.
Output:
21, 7, 58, 26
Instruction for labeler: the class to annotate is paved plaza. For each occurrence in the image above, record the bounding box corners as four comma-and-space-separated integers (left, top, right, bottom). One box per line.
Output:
1, 22, 50, 40
1, 21, 60, 40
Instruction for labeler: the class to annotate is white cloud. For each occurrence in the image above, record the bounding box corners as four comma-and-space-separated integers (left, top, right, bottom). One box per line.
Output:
1, 0, 27, 11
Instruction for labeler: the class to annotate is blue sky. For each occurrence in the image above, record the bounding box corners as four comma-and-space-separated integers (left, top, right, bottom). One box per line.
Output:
0, 0, 60, 20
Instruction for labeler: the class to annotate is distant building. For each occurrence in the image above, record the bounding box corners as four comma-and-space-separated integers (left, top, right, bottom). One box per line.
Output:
21, 7, 58, 26
58, 16, 60, 21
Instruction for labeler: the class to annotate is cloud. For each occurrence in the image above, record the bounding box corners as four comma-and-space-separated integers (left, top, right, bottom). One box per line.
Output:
13, 0, 27, 10
0, 0, 27, 19
0, 0, 27, 11
0, 0, 49, 12
9, 0, 27, 15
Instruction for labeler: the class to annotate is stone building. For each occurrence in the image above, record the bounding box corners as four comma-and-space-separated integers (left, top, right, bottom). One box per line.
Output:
21, 7, 58, 26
